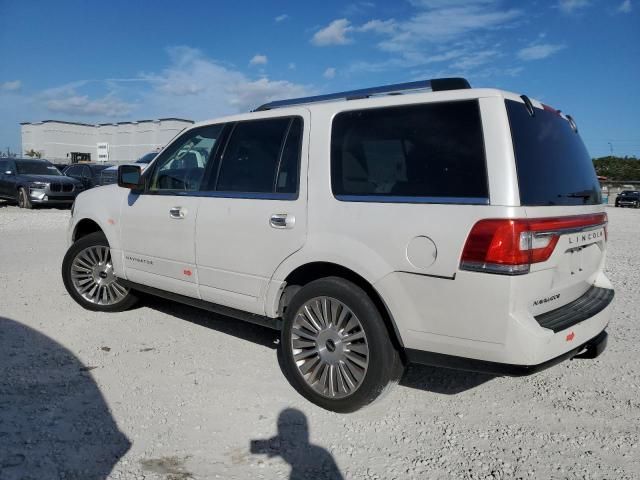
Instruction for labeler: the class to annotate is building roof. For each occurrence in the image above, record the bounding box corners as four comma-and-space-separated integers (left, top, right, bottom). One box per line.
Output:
20, 117, 194, 126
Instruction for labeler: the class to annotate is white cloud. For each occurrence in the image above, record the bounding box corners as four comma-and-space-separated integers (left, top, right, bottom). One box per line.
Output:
358, 19, 397, 34
249, 54, 268, 66
141, 47, 309, 116
323, 67, 337, 79
311, 19, 353, 46
378, 6, 521, 51
557, 0, 590, 13
45, 93, 132, 117
275, 14, 289, 22
617, 0, 632, 13
517, 43, 566, 61
1, 80, 22, 91
226, 78, 308, 111
450, 50, 499, 70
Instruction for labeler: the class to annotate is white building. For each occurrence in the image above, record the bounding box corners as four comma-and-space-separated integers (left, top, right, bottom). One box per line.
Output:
21, 118, 193, 163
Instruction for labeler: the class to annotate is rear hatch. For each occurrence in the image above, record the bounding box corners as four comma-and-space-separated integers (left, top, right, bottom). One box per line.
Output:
459, 98, 611, 331
506, 98, 610, 326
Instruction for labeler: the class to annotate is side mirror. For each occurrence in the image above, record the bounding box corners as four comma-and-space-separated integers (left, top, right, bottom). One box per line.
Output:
118, 165, 143, 190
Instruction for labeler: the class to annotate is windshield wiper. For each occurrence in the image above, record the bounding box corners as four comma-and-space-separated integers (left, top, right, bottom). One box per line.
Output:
558, 190, 593, 199
558, 190, 594, 204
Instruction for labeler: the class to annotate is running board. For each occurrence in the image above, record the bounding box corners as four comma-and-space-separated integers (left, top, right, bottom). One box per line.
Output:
121, 280, 282, 330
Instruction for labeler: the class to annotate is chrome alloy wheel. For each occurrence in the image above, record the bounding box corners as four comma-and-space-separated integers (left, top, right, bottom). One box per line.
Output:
70, 245, 129, 305
291, 296, 369, 399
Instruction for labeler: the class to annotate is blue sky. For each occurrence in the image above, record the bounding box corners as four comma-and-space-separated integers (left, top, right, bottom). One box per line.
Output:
1, 0, 638, 157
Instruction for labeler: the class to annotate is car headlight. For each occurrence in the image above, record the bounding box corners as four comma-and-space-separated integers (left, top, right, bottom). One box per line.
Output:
29, 182, 49, 190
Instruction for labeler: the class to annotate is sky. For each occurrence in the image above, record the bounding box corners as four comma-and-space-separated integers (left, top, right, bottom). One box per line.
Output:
0, 0, 638, 158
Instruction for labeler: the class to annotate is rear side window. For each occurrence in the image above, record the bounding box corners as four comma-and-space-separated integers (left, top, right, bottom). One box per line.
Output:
215, 117, 301, 196
506, 100, 601, 206
331, 101, 488, 203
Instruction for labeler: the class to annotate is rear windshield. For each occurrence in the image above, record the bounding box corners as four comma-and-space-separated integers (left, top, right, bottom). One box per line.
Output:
331, 100, 488, 203
506, 99, 601, 206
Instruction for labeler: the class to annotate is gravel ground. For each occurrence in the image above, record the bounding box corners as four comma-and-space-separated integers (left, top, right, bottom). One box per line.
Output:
0, 202, 639, 480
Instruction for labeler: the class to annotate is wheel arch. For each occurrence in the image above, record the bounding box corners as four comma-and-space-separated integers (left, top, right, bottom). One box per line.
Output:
73, 218, 104, 242
278, 261, 405, 352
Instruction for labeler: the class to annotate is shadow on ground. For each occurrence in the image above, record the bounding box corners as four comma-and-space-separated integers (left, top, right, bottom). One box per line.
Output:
144, 295, 280, 349
0, 316, 131, 479
250, 408, 344, 480
143, 296, 493, 395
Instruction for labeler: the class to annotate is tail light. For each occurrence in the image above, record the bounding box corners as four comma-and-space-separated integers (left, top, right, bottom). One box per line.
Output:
460, 213, 607, 275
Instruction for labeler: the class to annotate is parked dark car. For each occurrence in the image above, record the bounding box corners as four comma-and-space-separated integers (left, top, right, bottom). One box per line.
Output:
63, 163, 113, 189
0, 158, 84, 208
615, 190, 640, 208
99, 152, 158, 186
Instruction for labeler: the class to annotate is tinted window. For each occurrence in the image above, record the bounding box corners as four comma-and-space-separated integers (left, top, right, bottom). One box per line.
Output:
149, 125, 222, 192
506, 100, 601, 206
64, 165, 80, 176
215, 118, 295, 194
16, 161, 61, 176
331, 101, 488, 201
0, 160, 7, 172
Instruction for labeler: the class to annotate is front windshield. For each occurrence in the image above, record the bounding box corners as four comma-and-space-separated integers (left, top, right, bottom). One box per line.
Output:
16, 161, 62, 176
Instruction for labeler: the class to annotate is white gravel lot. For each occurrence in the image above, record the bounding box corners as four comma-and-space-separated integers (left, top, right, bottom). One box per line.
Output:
0, 202, 639, 480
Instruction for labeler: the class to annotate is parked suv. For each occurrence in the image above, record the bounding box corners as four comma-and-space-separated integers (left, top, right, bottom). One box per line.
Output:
62, 78, 613, 412
615, 190, 640, 208
63, 163, 114, 190
0, 158, 84, 208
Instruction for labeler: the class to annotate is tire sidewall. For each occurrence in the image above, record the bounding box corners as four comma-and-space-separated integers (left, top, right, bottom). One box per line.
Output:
62, 231, 137, 312
280, 277, 400, 413
18, 187, 31, 209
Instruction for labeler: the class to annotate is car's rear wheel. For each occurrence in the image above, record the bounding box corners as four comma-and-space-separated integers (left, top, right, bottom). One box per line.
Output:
280, 277, 403, 413
17, 187, 32, 209
62, 231, 138, 312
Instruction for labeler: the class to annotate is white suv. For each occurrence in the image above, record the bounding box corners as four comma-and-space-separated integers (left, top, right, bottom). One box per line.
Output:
62, 78, 614, 412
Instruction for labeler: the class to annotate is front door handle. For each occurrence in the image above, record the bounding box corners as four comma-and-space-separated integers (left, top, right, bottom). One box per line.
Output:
169, 207, 186, 219
270, 213, 295, 229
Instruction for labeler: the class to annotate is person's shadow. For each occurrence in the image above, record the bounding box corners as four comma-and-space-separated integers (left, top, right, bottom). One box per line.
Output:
250, 408, 344, 480
0, 316, 131, 479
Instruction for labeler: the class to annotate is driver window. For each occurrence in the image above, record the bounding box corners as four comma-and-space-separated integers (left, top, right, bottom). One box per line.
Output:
149, 124, 223, 192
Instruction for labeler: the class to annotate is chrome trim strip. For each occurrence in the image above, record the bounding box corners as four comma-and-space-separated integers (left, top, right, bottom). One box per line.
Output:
334, 195, 489, 205
145, 190, 298, 201
535, 222, 607, 236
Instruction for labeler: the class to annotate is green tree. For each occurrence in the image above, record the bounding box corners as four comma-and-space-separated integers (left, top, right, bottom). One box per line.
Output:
593, 156, 640, 181
24, 149, 42, 159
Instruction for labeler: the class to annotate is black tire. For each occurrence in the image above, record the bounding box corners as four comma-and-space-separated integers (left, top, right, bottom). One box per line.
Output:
280, 276, 403, 413
62, 231, 138, 312
17, 187, 32, 209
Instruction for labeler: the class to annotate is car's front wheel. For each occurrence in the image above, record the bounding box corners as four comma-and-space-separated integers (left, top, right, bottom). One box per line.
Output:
280, 277, 403, 413
62, 231, 138, 312
17, 187, 32, 209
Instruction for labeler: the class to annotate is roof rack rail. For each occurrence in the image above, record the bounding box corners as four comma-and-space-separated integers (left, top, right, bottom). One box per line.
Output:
255, 77, 470, 111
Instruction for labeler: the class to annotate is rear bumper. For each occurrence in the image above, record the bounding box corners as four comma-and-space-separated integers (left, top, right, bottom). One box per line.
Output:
376, 270, 614, 368
406, 330, 607, 376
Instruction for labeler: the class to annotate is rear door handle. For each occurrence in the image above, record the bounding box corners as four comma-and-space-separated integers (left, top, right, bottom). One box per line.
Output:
270, 213, 295, 229
169, 207, 186, 219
